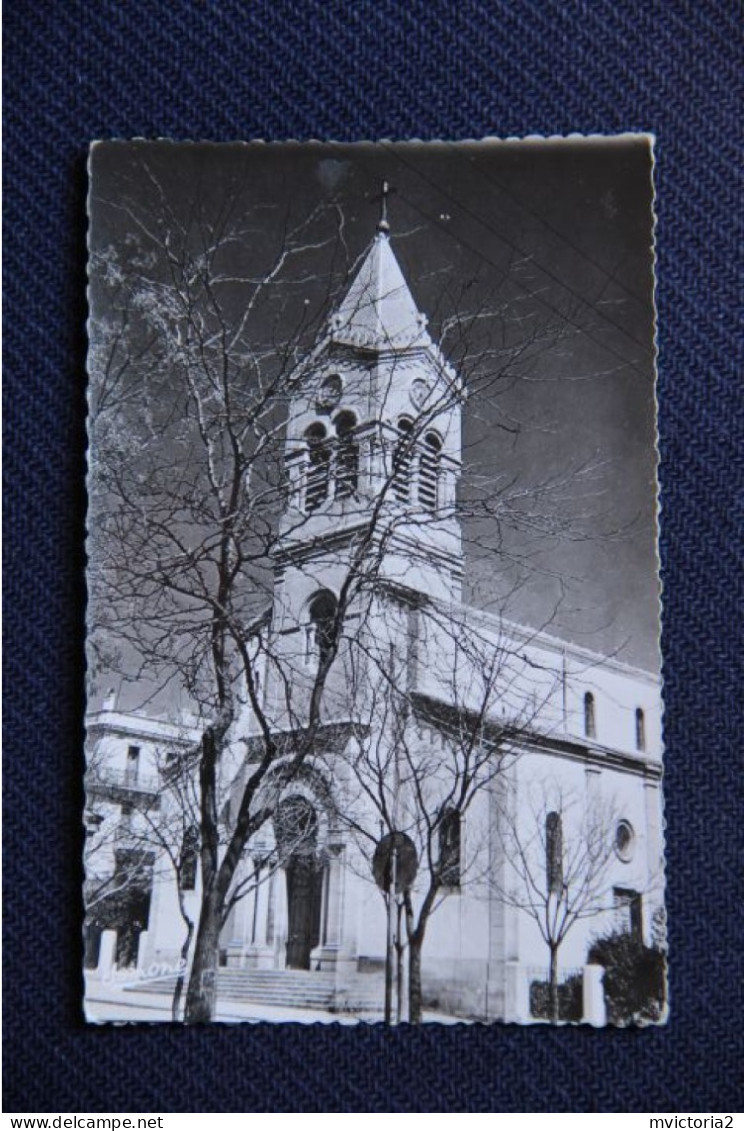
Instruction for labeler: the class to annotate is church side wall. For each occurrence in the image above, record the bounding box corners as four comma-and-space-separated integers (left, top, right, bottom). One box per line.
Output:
507, 750, 664, 977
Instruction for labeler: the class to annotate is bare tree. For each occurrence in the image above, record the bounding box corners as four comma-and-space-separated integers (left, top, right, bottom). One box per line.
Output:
492, 780, 623, 1023
335, 590, 565, 1023
86, 161, 369, 1021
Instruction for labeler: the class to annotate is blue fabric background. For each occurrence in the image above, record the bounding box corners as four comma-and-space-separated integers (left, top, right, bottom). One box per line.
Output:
3, 0, 742, 1113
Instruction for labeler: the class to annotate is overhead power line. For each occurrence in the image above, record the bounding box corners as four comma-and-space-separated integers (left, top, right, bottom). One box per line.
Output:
376, 145, 654, 382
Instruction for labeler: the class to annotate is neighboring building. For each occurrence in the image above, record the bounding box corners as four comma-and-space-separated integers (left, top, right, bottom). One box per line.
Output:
85, 219, 664, 1021
83, 699, 201, 973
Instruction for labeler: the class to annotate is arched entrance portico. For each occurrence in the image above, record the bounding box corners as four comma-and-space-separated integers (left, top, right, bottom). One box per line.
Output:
275, 794, 324, 970
220, 759, 359, 976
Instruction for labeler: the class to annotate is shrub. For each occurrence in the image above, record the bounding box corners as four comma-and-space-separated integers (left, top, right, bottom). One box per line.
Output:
530, 973, 583, 1022
588, 931, 666, 1025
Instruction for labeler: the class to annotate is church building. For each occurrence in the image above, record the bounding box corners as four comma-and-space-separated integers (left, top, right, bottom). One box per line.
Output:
85, 214, 664, 1023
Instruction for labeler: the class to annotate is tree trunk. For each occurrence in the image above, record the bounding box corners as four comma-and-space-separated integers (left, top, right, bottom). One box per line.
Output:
408, 939, 423, 1024
184, 895, 222, 1024
549, 943, 560, 1024
171, 917, 194, 1023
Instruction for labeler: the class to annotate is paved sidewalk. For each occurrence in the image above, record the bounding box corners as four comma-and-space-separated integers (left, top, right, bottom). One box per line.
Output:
84, 977, 468, 1025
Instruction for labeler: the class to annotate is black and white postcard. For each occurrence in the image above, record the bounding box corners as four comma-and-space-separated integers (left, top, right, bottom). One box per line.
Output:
84, 138, 666, 1025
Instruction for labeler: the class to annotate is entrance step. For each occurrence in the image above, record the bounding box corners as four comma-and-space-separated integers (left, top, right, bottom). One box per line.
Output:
135, 968, 386, 1014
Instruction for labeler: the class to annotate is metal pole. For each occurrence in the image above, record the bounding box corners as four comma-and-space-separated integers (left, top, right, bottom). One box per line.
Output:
384, 862, 394, 1025
390, 839, 398, 1025
396, 897, 405, 1024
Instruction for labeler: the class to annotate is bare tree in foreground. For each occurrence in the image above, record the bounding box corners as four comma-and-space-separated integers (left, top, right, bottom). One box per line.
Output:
338, 593, 564, 1023
87, 171, 364, 1020
493, 780, 623, 1023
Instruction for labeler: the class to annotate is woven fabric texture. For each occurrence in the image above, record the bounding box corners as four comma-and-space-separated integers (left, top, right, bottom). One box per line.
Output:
3, 0, 743, 1113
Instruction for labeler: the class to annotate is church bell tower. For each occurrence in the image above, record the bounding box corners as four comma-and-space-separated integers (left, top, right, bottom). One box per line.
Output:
273, 204, 465, 639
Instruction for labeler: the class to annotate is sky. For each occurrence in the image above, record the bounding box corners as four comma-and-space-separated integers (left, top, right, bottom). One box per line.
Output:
89, 137, 660, 675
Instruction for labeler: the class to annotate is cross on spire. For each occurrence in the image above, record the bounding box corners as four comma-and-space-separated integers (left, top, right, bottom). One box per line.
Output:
376, 179, 392, 233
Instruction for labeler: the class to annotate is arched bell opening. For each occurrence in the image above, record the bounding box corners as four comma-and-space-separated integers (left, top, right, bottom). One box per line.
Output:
419, 430, 442, 513
304, 588, 338, 668
333, 410, 359, 499
304, 422, 331, 512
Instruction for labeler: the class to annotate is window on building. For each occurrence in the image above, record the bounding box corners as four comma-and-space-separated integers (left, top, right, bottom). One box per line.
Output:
316, 373, 342, 413
584, 692, 596, 739
635, 707, 646, 751
438, 809, 461, 888
393, 417, 413, 502
419, 431, 442, 513
125, 744, 140, 784
304, 423, 330, 511
614, 820, 635, 863
334, 411, 359, 499
614, 887, 643, 942
180, 826, 199, 891
545, 811, 564, 894
305, 589, 338, 667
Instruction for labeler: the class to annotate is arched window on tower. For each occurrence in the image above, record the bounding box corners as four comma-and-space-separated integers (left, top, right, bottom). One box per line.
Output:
304, 423, 330, 512
334, 411, 359, 499
584, 692, 596, 739
419, 431, 442, 513
305, 589, 338, 668
635, 707, 646, 751
545, 811, 563, 894
393, 417, 413, 502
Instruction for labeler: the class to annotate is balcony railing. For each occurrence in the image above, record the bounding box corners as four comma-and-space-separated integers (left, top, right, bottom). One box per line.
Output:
85, 765, 161, 797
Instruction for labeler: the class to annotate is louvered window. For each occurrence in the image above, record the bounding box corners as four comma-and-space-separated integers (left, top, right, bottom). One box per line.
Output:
419, 432, 442, 513
334, 411, 358, 499
304, 423, 330, 512
393, 418, 413, 502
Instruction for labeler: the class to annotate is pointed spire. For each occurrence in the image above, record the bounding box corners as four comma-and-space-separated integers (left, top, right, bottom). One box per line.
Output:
329, 206, 430, 351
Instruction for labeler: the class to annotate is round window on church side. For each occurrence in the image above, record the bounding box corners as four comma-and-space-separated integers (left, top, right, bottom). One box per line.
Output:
614, 820, 635, 862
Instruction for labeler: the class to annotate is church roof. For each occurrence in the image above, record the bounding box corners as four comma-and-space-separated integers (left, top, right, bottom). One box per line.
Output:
329, 231, 432, 351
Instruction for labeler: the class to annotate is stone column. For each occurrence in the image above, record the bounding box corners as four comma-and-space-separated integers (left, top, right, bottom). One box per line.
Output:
644, 780, 662, 882
254, 870, 270, 947
246, 866, 275, 969
324, 846, 343, 946
136, 931, 150, 974
583, 964, 607, 1026
311, 846, 344, 970
228, 867, 254, 966
644, 779, 664, 941
486, 778, 508, 1019
97, 929, 117, 979
272, 868, 288, 969
332, 847, 360, 980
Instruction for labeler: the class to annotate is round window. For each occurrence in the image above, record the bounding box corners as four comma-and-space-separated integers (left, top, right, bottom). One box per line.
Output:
615, 820, 635, 862
316, 374, 343, 412
410, 378, 431, 409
